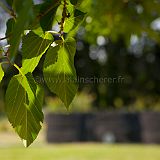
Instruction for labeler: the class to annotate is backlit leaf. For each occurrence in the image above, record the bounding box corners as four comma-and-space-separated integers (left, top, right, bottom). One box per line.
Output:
21, 30, 53, 74
64, 8, 86, 33
0, 64, 4, 83
43, 38, 78, 108
5, 73, 44, 147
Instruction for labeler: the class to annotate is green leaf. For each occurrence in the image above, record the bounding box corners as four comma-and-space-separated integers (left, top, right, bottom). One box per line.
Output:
70, 0, 83, 7
43, 38, 78, 109
39, 0, 61, 31
28, 4, 42, 30
12, 0, 22, 13
9, 0, 33, 61
0, 47, 3, 56
64, 8, 86, 33
0, 64, 4, 83
21, 31, 53, 74
6, 0, 13, 6
5, 18, 15, 44
5, 73, 44, 147
12, 0, 33, 14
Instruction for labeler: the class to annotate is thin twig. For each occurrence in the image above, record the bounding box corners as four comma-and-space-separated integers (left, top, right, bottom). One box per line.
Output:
0, 36, 10, 41
59, 0, 68, 35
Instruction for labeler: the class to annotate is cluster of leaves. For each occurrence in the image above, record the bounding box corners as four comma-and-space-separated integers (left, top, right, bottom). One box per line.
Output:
0, 0, 86, 147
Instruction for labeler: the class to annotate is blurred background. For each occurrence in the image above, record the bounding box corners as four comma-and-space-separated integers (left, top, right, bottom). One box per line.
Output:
0, 0, 160, 160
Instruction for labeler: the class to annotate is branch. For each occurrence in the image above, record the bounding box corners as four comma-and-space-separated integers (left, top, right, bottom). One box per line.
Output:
59, 0, 68, 35
0, 1, 16, 19
0, 36, 10, 41
0, 37, 6, 41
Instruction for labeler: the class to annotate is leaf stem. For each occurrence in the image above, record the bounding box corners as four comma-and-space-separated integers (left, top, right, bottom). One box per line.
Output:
47, 31, 59, 34
61, 35, 65, 42
0, 61, 9, 65
14, 64, 25, 77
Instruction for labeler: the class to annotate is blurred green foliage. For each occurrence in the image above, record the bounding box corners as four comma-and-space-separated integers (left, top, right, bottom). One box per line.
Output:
74, 0, 160, 110
45, 90, 95, 113
83, 0, 160, 43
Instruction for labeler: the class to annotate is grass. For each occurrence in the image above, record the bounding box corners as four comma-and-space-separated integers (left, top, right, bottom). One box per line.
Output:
0, 119, 160, 160
0, 143, 160, 160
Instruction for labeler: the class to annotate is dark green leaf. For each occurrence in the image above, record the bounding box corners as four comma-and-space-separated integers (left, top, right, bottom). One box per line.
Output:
28, 4, 42, 30
5, 73, 44, 147
43, 38, 78, 109
39, 0, 61, 31
9, 0, 33, 61
70, 0, 83, 7
6, 0, 13, 6
5, 18, 15, 44
12, 0, 33, 14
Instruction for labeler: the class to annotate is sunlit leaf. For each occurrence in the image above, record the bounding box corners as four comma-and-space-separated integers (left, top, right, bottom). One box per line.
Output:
64, 8, 86, 33
43, 38, 78, 108
21, 30, 53, 74
5, 73, 44, 147
0, 64, 4, 83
